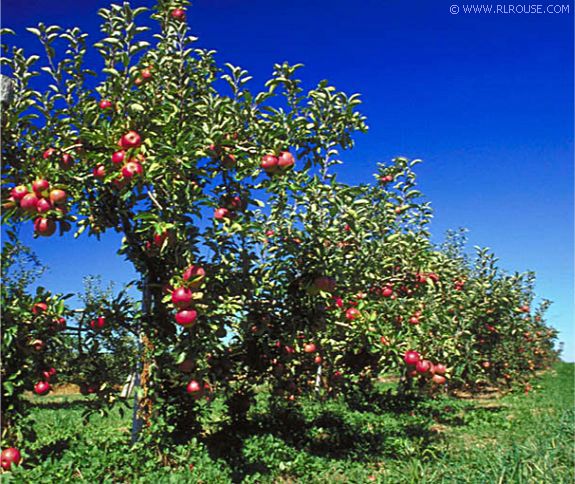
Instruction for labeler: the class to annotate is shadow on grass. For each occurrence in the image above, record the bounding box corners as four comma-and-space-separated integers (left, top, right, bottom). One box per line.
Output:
203, 399, 438, 483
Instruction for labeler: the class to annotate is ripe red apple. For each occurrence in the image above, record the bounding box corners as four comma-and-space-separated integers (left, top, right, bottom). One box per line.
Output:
32, 302, 48, 315
1, 448, 22, 470
214, 207, 230, 220
34, 380, 50, 395
49, 189, 67, 205
183, 265, 206, 288
134, 77, 143, 86
11, 185, 28, 201
409, 316, 420, 325
277, 151, 295, 170
434, 363, 447, 375
381, 286, 393, 297
34, 197, 52, 214
314, 355, 323, 364
520, 305, 530, 313
171, 287, 193, 308
32, 179, 50, 196
93, 164, 106, 179
380, 174, 393, 183
121, 161, 143, 179
432, 374, 446, 385
345, 307, 360, 320
304, 343, 316, 353
34, 217, 56, 237
20, 193, 39, 211
99, 99, 113, 110
43, 147, 56, 159
119, 130, 142, 149
482, 361, 491, 369
89, 316, 106, 330
261, 154, 279, 173
141, 68, 152, 80
186, 379, 202, 398
171, 8, 186, 20
416, 360, 432, 374
175, 309, 198, 327
111, 150, 126, 164
403, 350, 420, 366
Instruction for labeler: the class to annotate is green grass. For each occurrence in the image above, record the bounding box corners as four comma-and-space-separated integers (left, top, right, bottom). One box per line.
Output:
4, 363, 574, 483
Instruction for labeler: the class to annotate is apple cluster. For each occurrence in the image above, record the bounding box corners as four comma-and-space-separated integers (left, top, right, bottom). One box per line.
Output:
403, 350, 447, 385
260, 151, 295, 175
93, 126, 145, 187
8, 179, 69, 237
170, 264, 206, 328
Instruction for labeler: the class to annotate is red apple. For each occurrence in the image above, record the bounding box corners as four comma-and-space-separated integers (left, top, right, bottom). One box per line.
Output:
345, 307, 360, 320
34, 217, 56, 237
214, 207, 230, 220
32, 302, 48, 314
186, 379, 202, 397
99, 99, 113, 110
434, 363, 447, 375
314, 355, 323, 364
416, 359, 432, 374
175, 309, 197, 327
432, 374, 446, 385
51, 317, 66, 330
34, 380, 50, 395
111, 150, 126, 164
261, 154, 279, 173
380, 335, 390, 346
141, 68, 152, 80
171, 8, 186, 20
403, 350, 420, 366
304, 343, 316, 353
183, 265, 206, 287
32, 179, 50, 195
121, 161, 143, 179
381, 286, 393, 297
43, 147, 56, 159
93, 164, 106, 179
49, 189, 67, 205
11, 185, 28, 201
277, 151, 295, 170
409, 316, 420, 325
171, 287, 193, 309
20, 193, 39, 211
119, 130, 142, 149
36, 198, 52, 214
1, 448, 21, 470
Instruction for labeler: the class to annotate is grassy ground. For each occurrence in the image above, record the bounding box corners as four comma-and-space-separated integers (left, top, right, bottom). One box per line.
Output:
4, 362, 573, 483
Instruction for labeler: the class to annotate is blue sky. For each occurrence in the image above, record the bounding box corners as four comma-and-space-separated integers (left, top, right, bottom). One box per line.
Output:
3, 0, 573, 360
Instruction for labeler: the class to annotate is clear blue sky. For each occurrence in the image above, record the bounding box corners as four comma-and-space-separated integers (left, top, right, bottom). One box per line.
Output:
3, 1, 573, 360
